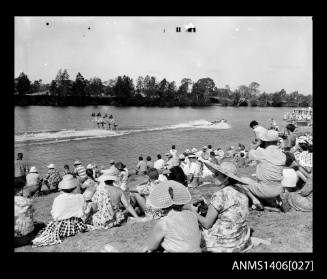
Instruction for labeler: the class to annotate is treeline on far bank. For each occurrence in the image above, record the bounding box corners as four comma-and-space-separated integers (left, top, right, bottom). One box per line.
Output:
14, 70, 312, 107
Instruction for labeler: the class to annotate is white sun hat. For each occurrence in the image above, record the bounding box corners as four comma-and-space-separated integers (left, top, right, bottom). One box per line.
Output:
47, 163, 55, 169
29, 166, 38, 173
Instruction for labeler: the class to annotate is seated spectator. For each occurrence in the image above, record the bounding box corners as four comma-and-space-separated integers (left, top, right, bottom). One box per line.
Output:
170, 145, 178, 158
81, 169, 98, 193
130, 168, 166, 220
249, 120, 268, 145
209, 151, 219, 165
146, 156, 154, 170
116, 162, 129, 191
32, 175, 88, 247
242, 130, 286, 209
283, 124, 297, 151
23, 166, 43, 198
188, 154, 202, 188
154, 154, 165, 171
14, 178, 46, 248
144, 180, 201, 252
179, 154, 190, 176
43, 164, 62, 192
191, 162, 252, 252
73, 160, 88, 184
62, 164, 72, 176
168, 158, 187, 186
135, 156, 147, 175
90, 174, 140, 228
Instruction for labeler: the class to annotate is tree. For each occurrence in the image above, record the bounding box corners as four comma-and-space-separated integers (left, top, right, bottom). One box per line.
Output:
113, 75, 135, 104
238, 85, 251, 99
55, 69, 72, 96
85, 77, 103, 96
72, 73, 87, 97
193, 78, 215, 96
135, 76, 145, 95
16, 72, 31, 95
30, 79, 42, 93
180, 78, 193, 94
272, 91, 283, 107
248, 82, 260, 95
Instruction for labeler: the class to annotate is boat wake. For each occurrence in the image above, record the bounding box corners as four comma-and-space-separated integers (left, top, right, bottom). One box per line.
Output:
15, 119, 231, 146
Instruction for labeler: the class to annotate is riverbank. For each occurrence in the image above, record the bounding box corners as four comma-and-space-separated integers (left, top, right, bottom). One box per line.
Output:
15, 167, 312, 253
14, 94, 311, 108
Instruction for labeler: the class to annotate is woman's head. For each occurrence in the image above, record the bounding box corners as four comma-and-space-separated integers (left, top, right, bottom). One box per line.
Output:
139, 156, 143, 161
146, 156, 152, 162
286, 123, 296, 133
148, 168, 159, 181
64, 164, 70, 170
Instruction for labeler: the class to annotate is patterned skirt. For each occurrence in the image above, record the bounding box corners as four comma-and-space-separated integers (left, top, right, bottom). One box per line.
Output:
32, 217, 87, 247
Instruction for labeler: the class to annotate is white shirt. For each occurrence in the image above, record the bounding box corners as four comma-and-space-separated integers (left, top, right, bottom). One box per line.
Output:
158, 174, 168, 182
154, 159, 165, 170
170, 149, 178, 158
189, 161, 201, 177
51, 192, 85, 221
253, 125, 268, 140
180, 162, 190, 176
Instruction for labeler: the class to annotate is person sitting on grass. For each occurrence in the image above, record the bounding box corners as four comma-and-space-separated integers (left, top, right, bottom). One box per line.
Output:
241, 130, 286, 210
73, 160, 88, 184
62, 164, 73, 176
14, 178, 46, 248
167, 158, 187, 187
283, 124, 297, 151
146, 156, 154, 170
130, 168, 166, 220
144, 180, 201, 253
249, 120, 268, 147
170, 145, 178, 158
89, 174, 140, 229
135, 156, 147, 175
190, 161, 253, 252
116, 162, 129, 191
23, 166, 43, 198
187, 153, 202, 188
81, 169, 98, 193
43, 164, 62, 193
32, 175, 88, 247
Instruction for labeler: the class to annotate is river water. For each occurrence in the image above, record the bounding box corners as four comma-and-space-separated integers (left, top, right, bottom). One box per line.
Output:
15, 105, 292, 176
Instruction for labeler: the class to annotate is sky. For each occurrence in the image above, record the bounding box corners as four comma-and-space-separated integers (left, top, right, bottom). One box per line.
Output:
15, 16, 312, 94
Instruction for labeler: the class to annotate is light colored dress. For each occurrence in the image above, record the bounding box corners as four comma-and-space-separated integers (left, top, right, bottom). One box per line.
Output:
201, 186, 252, 252
15, 196, 34, 237
160, 210, 201, 252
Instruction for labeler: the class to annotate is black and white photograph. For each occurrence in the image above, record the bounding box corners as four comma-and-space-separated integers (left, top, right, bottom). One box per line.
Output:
14, 16, 313, 255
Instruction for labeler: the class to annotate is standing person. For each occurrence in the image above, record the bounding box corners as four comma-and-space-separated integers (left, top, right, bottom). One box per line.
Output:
135, 156, 147, 175
199, 146, 210, 160
170, 145, 178, 158
23, 167, 43, 198
144, 180, 201, 252
146, 156, 154, 170
168, 158, 187, 186
165, 153, 173, 169
207, 145, 213, 154
43, 164, 62, 192
73, 160, 88, 184
15, 152, 29, 184
249, 120, 268, 147
188, 154, 202, 188
116, 162, 129, 191
32, 175, 88, 247
154, 154, 165, 171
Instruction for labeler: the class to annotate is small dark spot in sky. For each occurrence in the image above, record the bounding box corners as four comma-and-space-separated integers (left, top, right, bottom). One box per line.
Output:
46, 22, 49, 26
88, 27, 91, 30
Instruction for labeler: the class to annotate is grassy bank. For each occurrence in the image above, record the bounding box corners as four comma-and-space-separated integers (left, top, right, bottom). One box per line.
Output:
15, 166, 312, 253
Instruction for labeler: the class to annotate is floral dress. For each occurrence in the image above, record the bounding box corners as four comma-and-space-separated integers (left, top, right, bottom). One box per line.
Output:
90, 186, 126, 229
201, 186, 252, 252
15, 196, 34, 237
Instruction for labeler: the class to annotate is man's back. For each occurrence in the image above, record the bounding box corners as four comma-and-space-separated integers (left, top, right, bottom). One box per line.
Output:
15, 159, 28, 178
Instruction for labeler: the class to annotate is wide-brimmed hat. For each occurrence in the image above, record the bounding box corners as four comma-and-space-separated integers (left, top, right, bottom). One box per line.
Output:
47, 163, 55, 169
115, 162, 125, 170
185, 149, 190, 153
191, 148, 198, 153
109, 159, 115, 164
202, 146, 208, 150
86, 164, 94, 169
179, 154, 185, 160
29, 166, 38, 173
73, 160, 81, 165
147, 180, 191, 209
203, 161, 248, 185
259, 130, 279, 142
58, 175, 79, 190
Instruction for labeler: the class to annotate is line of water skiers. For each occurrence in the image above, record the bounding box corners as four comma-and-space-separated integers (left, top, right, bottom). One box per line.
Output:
91, 112, 118, 129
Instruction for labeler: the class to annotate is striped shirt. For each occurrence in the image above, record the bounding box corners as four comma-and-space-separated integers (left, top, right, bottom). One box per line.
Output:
74, 165, 87, 178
